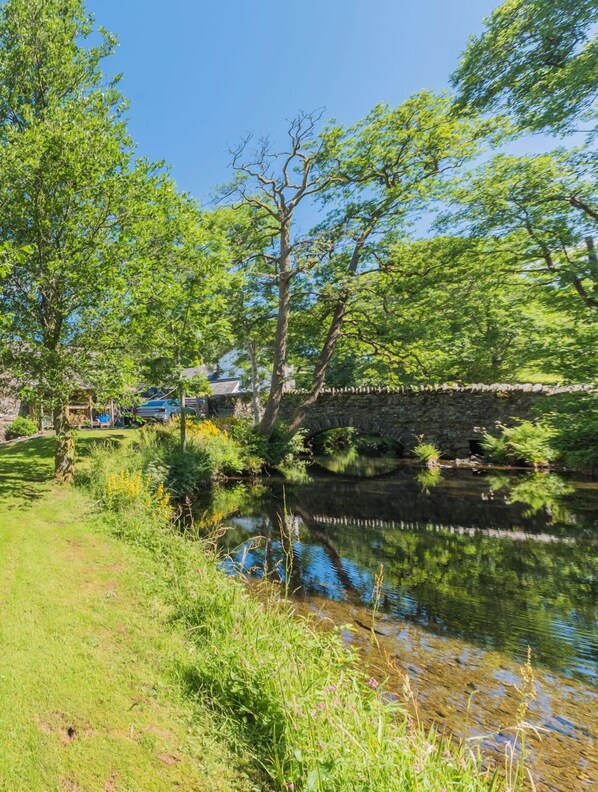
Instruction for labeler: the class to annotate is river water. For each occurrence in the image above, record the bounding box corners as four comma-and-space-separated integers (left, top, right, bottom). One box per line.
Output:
194, 459, 598, 792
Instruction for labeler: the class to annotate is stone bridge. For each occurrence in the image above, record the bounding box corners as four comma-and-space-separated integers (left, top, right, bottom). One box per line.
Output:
208, 383, 592, 458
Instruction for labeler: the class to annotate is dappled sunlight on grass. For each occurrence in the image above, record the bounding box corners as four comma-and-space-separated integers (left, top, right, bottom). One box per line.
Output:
0, 431, 128, 505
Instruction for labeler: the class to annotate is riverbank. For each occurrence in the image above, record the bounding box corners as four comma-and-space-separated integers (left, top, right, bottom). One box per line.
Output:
87, 432, 516, 791
207, 462, 598, 792
0, 433, 255, 791
0, 432, 533, 790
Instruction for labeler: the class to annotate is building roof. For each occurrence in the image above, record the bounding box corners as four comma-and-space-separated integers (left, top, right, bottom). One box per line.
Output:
182, 365, 209, 380
209, 378, 242, 396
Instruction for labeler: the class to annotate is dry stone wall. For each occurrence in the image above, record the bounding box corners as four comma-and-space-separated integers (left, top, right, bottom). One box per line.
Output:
208, 384, 593, 458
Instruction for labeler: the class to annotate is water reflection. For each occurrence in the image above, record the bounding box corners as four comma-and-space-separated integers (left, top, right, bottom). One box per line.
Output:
416, 466, 444, 492
199, 465, 597, 683
195, 463, 598, 791
313, 451, 403, 477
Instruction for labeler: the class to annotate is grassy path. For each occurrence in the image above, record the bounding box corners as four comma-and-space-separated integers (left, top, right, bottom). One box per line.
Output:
0, 433, 254, 792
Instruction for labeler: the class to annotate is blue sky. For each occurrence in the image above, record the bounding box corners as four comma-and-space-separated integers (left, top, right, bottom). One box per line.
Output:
87, 0, 505, 202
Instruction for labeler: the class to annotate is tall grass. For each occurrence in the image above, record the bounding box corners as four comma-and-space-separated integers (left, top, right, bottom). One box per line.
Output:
85, 438, 514, 792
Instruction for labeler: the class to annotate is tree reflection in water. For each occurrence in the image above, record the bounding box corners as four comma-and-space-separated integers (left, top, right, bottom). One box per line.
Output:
196, 465, 598, 683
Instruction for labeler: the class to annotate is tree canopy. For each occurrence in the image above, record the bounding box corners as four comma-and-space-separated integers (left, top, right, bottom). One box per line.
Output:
0, 0, 595, 476
452, 0, 598, 135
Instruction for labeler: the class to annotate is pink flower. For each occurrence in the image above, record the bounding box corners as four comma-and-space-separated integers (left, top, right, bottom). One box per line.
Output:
288, 784, 295, 791
368, 677, 379, 689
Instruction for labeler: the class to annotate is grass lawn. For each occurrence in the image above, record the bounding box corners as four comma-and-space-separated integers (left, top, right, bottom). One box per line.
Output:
0, 432, 255, 792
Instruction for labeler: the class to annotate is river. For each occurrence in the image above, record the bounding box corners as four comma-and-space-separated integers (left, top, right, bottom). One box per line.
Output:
193, 458, 598, 792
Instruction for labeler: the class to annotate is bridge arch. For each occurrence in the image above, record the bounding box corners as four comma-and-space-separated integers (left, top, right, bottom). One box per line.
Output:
300, 415, 409, 448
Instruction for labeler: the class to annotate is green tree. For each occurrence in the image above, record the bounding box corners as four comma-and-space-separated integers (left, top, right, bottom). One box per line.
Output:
447, 152, 598, 314
0, 0, 155, 481
452, 0, 598, 135
229, 111, 336, 436
287, 94, 488, 432
324, 237, 547, 385
230, 95, 487, 435
217, 205, 278, 424
128, 187, 232, 451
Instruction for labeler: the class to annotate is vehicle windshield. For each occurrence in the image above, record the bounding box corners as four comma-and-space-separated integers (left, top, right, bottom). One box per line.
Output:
142, 400, 166, 407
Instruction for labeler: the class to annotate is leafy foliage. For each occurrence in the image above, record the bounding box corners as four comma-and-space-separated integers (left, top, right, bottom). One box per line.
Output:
481, 394, 598, 472
0, 0, 164, 479
5, 416, 38, 440
480, 433, 509, 464
541, 392, 598, 473
482, 421, 558, 466
213, 417, 305, 469
133, 423, 246, 497
413, 441, 441, 466
452, 0, 598, 134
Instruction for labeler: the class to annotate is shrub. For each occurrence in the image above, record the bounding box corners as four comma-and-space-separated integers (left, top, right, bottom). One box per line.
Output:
311, 427, 357, 454
213, 417, 268, 462
215, 417, 306, 469
86, 442, 172, 548
310, 429, 402, 458
543, 392, 598, 474
480, 432, 509, 463
5, 416, 38, 440
481, 393, 598, 472
355, 433, 403, 457
482, 421, 556, 467
503, 421, 557, 466
413, 441, 441, 467
130, 420, 247, 497
161, 445, 212, 496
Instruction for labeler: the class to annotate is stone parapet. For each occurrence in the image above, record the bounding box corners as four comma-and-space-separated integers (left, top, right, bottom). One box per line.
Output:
207, 384, 595, 458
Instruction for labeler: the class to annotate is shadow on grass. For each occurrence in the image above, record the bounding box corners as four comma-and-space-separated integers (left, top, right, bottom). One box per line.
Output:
77, 432, 128, 457
0, 432, 127, 505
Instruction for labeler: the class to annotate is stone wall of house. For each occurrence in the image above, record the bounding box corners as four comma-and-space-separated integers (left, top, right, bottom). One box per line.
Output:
0, 394, 24, 440
208, 384, 593, 458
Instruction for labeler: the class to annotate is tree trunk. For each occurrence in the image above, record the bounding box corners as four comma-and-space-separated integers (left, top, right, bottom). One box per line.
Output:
53, 404, 75, 484
259, 220, 292, 437
288, 299, 348, 434
586, 236, 598, 296
247, 340, 262, 425
288, 237, 365, 434
179, 384, 187, 453
525, 220, 598, 311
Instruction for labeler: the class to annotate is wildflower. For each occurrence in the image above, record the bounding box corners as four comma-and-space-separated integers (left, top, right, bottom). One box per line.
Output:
368, 677, 379, 689
325, 685, 337, 692
287, 784, 295, 791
